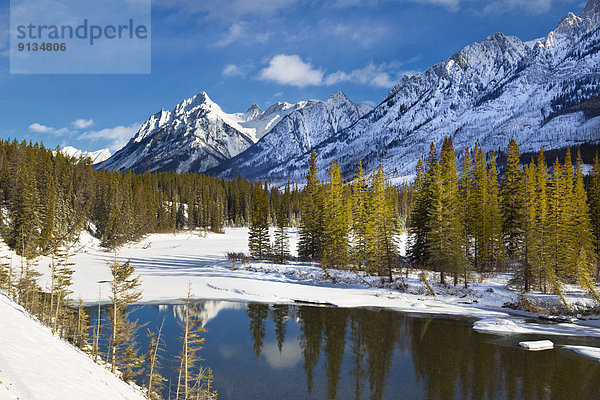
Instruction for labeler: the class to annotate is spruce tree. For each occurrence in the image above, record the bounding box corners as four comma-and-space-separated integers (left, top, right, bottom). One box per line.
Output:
533, 147, 550, 291
351, 161, 369, 270
299, 151, 324, 261
590, 151, 600, 281
366, 165, 397, 280
273, 185, 290, 264
322, 161, 349, 269
426, 137, 466, 285
459, 148, 475, 269
487, 151, 504, 270
248, 183, 270, 260
471, 146, 489, 271
570, 151, 599, 301
408, 158, 429, 266
501, 139, 524, 261
547, 158, 568, 304
107, 253, 144, 382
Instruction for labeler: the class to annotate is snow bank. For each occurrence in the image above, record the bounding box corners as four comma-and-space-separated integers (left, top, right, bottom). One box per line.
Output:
519, 340, 554, 351
0, 292, 145, 400
474, 317, 600, 337
562, 346, 600, 363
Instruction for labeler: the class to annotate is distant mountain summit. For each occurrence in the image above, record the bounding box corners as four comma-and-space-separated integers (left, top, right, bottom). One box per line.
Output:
102, 91, 371, 174
210, 91, 372, 180
60, 146, 111, 164
102, 0, 600, 183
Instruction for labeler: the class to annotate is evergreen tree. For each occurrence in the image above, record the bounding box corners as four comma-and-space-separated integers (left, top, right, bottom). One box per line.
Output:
408, 158, 429, 266
322, 161, 350, 270
471, 146, 489, 271
426, 137, 466, 285
501, 139, 525, 261
513, 160, 537, 292
248, 183, 270, 260
532, 148, 550, 291
366, 165, 398, 280
351, 161, 369, 270
107, 253, 144, 382
273, 184, 290, 263
590, 151, 600, 280
570, 151, 599, 301
299, 151, 324, 261
547, 158, 568, 304
459, 148, 475, 269
486, 151, 504, 270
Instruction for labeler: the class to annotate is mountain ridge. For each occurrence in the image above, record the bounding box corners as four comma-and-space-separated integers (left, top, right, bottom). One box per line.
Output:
101, 0, 600, 183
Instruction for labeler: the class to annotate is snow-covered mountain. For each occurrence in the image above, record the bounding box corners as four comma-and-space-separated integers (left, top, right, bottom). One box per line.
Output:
60, 146, 111, 164
102, 91, 368, 174
210, 91, 372, 180
257, 0, 600, 183
103, 0, 600, 183
103, 92, 301, 173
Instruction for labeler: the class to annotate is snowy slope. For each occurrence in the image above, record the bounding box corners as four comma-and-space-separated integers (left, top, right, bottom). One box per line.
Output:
60, 146, 112, 165
260, 1, 600, 183
210, 91, 372, 180
0, 291, 145, 400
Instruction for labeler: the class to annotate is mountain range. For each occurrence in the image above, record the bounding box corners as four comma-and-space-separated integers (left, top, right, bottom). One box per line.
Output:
97, 0, 600, 183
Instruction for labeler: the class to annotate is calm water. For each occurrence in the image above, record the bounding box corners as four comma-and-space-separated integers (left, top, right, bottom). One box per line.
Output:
89, 301, 600, 400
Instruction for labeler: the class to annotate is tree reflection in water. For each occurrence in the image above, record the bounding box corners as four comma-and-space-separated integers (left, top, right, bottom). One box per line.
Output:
93, 302, 600, 400
245, 303, 600, 400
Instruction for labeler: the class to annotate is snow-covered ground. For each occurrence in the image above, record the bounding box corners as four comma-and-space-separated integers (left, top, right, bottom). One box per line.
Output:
0, 291, 145, 400
1, 227, 599, 397
1, 227, 594, 322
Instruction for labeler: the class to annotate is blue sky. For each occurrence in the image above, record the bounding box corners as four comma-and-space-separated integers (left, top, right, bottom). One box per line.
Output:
0, 0, 589, 153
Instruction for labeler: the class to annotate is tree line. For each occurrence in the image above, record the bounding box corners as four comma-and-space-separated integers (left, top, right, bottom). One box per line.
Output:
248, 151, 411, 279
0, 139, 302, 253
408, 137, 600, 305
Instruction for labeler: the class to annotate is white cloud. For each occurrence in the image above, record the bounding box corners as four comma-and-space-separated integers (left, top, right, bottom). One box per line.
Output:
259, 54, 324, 88
155, 0, 300, 21
71, 119, 94, 129
332, 0, 461, 12
29, 123, 55, 133
215, 22, 271, 47
258, 54, 412, 89
216, 23, 246, 47
482, 0, 551, 14
330, 21, 391, 48
79, 123, 141, 151
222, 64, 244, 77
325, 63, 401, 88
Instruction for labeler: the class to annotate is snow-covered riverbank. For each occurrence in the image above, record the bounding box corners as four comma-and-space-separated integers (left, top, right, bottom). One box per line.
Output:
0, 291, 145, 400
4, 228, 600, 333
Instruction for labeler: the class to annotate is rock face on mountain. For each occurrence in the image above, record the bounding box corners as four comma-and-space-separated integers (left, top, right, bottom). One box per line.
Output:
103, 92, 301, 173
103, 0, 600, 183
210, 91, 372, 180
258, 0, 600, 183
102, 91, 370, 174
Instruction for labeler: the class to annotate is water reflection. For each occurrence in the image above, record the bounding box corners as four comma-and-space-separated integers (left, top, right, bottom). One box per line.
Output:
90, 301, 600, 400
